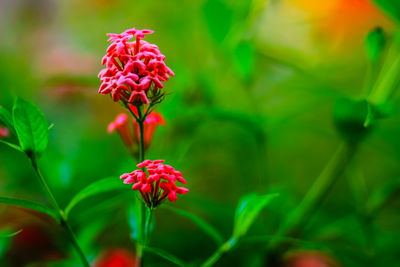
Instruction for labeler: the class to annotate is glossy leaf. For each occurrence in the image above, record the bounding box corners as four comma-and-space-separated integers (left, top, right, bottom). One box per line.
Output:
64, 177, 124, 218
144, 246, 185, 266
12, 98, 49, 157
232, 193, 278, 240
0, 197, 58, 220
165, 206, 224, 245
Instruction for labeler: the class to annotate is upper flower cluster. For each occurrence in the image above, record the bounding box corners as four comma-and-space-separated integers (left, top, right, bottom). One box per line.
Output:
98, 28, 174, 105
120, 159, 189, 207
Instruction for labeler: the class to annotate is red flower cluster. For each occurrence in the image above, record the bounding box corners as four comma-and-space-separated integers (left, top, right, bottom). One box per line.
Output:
120, 159, 189, 207
0, 126, 9, 139
95, 248, 136, 267
98, 28, 174, 105
107, 109, 165, 150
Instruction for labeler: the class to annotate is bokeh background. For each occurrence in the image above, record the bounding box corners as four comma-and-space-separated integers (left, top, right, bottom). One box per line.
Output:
1, 0, 400, 266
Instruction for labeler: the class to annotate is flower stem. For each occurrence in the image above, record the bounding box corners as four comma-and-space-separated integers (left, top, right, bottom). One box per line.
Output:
127, 104, 148, 267
201, 238, 235, 267
267, 142, 357, 251
30, 157, 89, 267
368, 42, 400, 105
144, 208, 153, 246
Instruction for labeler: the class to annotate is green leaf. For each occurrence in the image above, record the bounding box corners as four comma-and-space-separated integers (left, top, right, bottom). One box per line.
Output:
164, 206, 224, 245
0, 140, 23, 152
233, 41, 255, 80
128, 198, 142, 242
0, 197, 58, 220
64, 177, 124, 218
365, 27, 386, 62
0, 106, 16, 136
203, 0, 233, 43
366, 177, 400, 215
144, 246, 185, 266
0, 229, 22, 238
12, 98, 49, 157
128, 197, 154, 244
232, 193, 278, 240
371, 0, 400, 23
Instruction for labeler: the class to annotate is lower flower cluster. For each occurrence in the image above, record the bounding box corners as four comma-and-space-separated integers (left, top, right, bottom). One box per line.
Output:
120, 159, 189, 208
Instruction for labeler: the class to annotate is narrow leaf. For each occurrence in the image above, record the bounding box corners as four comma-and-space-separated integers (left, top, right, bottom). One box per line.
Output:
12, 98, 49, 156
0, 106, 16, 136
64, 177, 124, 218
144, 246, 185, 266
0, 229, 23, 238
164, 206, 224, 245
0, 197, 58, 220
232, 193, 278, 239
0, 140, 23, 152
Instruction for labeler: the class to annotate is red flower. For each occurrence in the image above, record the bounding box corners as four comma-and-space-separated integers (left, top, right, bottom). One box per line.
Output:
0, 126, 9, 139
283, 250, 339, 267
95, 248, 136, 267
120, 160, 189, 207
98, 28, 174, 105
107, 110, 165, 151
129, 105, 166, 148
107, 114, 133, 147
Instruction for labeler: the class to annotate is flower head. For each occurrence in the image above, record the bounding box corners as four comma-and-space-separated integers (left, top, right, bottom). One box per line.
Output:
120, 159, 189, 207
0, 126, 10, 139
98, 28, 174, 105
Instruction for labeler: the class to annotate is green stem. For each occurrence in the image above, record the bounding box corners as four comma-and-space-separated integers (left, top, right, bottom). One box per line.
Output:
269, 142, 357, 249
201, 238, 235, 267
126, 104, 148, 267
144, 208, 153, 246
30, 157, 89, 267
368, 42, 400, 105
60, 217, 90, 267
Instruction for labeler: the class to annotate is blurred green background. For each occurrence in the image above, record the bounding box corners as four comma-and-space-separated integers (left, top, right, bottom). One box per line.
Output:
1, 0, 400, 266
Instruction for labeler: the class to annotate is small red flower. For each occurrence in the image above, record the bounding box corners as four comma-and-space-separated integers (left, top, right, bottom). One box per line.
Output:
120, 159, 189, 207
107, 114, 133, 147
95, 248, 136, 267
107, 110, 165, 151
98, 28, 174, 105
0, 126, 9, 139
